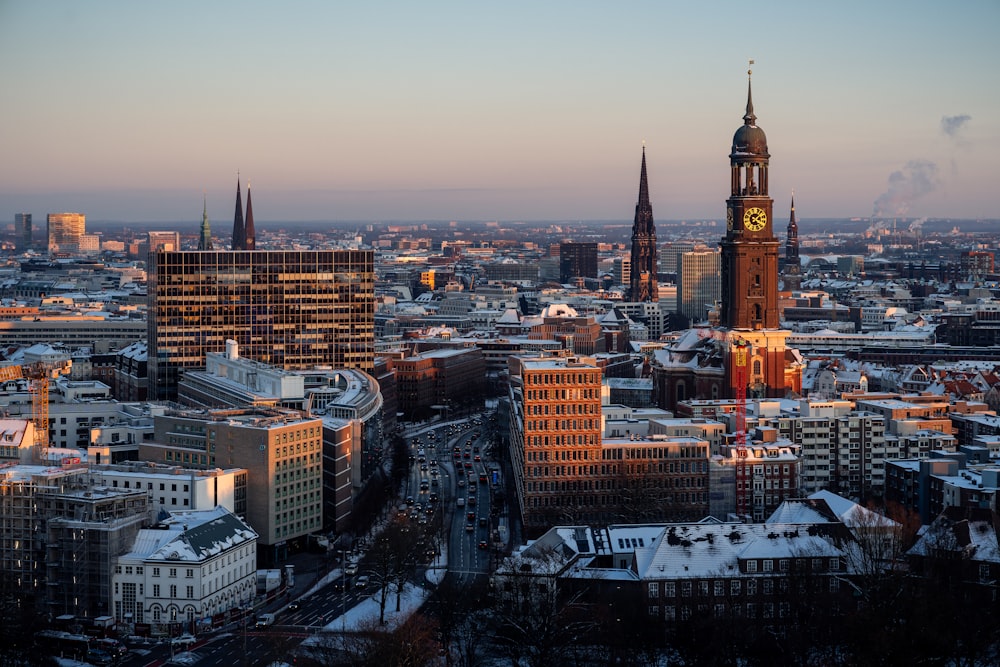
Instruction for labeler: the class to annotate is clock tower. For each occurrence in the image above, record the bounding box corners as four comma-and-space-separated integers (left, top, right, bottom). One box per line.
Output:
720, 66, 780, 330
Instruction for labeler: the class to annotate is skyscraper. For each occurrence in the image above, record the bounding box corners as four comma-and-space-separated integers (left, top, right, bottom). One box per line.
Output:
46, 212, 85, 254
15, 213, 31, 251
148, 249, 375, 400
629, 146, 658, 302
198, 196, 213, 250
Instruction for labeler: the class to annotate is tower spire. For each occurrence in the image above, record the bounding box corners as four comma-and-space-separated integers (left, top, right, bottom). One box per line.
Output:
244, 181, 256, 250
232, 174, 245, 250
629, 143, 658, 302
743, 59, 756, 126
199, 193, 212, 250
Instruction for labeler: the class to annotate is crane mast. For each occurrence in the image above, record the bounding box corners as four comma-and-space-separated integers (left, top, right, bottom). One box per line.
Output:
732, 339, 749, 521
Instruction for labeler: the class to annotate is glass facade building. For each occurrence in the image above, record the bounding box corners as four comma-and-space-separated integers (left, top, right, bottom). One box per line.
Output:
148, 249, 375, 400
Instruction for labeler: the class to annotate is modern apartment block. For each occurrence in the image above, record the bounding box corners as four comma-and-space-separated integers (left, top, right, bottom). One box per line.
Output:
147, 249, 374, 401
138, 408, 322, 564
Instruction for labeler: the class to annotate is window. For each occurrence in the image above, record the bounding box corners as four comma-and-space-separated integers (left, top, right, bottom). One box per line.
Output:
664, 606, 676, 621
779, 559, 789, 572
186, 586, 194, 599
699, 581, 709, 596
169, 568, 177, 578
762, 559, 773, 572
664, 582, 676, 597
648, 605, 659, 617
746, 561, 757, 573
714, 604, 726, 618
186, 569, 194, 578
746, 579, 757, 595
153, 568, 160, 577
714, 581, 725, 596
681, 582, 692, 597
170, 585, 177, 598
763, 580, 773, 595
648, 582, 659, 598
730, 580, 741, 596
153, 584, 160, 597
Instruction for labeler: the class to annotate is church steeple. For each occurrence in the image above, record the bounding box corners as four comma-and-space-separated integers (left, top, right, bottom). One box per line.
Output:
232, 175, 245, 250
721, 62, 777, 330
783, 192, 802, 290
244, 182, 256, 250
629, 145, 658, 302
198, 195, 212, 250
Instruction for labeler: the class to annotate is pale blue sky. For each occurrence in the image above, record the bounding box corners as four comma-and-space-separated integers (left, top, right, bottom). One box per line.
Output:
1, 1, 997, 223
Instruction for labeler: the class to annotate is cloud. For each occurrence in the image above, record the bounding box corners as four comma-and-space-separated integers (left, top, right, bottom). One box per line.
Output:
940, 114, 971, 139
873, 159, 939, 218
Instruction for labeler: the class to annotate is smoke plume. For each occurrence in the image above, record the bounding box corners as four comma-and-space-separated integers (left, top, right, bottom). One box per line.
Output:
941, 114, 971, 139
873, 159, 939, 219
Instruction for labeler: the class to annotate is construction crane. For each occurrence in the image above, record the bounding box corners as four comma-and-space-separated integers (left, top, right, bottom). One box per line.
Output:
0, 361, 65, 460
731, 338, 750, 521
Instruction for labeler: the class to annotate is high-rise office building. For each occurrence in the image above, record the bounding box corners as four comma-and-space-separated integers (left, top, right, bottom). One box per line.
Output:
629, 147, 659, 302
46, 212, 85, 254
510, 357, 603, 534
148, 249, 375, 400
677, 249, 721, 322
15, 213, 31, 251
559, 242, 598, 284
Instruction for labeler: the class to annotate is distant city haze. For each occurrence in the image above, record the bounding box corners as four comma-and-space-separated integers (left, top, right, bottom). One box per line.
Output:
1, 2, 997, 223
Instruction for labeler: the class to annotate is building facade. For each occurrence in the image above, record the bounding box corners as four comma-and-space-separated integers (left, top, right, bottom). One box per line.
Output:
147, 249, 374, 401
138, 408, 321, 564
47, 212, 85, 254
677, 249, 721, 322
559, 242, 598, 284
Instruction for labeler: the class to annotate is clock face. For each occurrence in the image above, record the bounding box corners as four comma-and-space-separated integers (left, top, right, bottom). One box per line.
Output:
743, 207, 767, 231
726, 208, 734, 231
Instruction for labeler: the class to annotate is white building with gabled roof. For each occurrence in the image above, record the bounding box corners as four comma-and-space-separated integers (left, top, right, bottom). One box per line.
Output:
112, 506, 257, 634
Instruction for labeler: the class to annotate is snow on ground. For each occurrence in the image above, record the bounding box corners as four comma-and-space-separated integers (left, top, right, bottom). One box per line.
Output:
300, 582, 431, 645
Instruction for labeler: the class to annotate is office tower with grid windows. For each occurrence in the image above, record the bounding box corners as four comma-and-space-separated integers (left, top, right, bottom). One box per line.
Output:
46, 212, 85, 254
148, 249, 375, 400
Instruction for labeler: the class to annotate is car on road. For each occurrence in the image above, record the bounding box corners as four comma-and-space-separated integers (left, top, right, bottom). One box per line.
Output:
86, 649, 113, 665
172, 634, 197, 648
287, 602, 300, 611
479, 517, 487, 527
458, 479, 465, 487
345, 563, 359, 575
467, 495, 476, 505
355, 575, 370, 589
406, 495, 415, 505
478, 540, 488, 550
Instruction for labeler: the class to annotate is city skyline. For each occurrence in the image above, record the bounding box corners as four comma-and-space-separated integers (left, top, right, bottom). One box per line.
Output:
1, 1, 998, 224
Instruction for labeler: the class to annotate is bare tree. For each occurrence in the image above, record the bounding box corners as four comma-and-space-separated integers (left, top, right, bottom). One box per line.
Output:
490, 548, 597, 667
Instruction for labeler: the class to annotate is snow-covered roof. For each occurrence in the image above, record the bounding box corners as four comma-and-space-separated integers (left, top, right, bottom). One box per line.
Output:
122, 506, 257, 563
